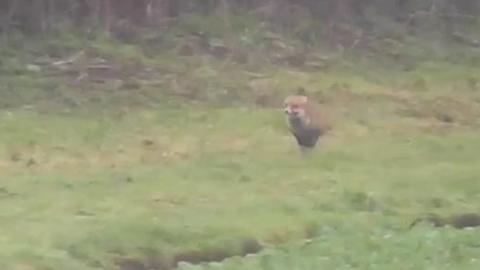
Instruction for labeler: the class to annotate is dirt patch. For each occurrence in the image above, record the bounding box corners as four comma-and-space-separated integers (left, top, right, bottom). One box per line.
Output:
396, 96, 479, 125
114, 237, 263, 270
389, 95, 480, 135
409, 213, 480, 230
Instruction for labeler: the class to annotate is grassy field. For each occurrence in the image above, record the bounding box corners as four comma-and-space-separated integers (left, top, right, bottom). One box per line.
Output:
1, 78, 480, 270
2, 31, 480, 269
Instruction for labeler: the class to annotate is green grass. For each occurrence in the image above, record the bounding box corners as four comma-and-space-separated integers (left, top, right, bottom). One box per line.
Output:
2, 24, 480, 269
1, 95, 480, 269
181, 227, 480, 270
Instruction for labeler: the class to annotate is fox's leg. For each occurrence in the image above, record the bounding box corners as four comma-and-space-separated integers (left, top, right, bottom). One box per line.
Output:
299, 145, 315, 157
294, 133, 319, 157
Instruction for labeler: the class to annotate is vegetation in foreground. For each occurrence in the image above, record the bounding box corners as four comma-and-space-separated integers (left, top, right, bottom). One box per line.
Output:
179, 227, 480, 270
1, 2, 480, 268
1, 76, 480, 269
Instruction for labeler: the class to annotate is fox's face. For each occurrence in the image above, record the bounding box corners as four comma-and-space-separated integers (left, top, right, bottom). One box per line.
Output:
283, 95, 308, 119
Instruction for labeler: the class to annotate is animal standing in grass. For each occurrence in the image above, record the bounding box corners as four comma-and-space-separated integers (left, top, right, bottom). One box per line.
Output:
283, 89, 331, 155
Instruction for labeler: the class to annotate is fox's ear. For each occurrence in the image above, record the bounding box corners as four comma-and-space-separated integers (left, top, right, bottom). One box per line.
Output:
297, 87, 307, 96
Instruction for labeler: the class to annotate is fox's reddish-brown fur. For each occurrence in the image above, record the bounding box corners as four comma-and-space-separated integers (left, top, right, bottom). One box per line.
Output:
283, 93, 330, 154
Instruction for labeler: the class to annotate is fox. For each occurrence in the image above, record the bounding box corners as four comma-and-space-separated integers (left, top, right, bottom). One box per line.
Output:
283, 89, 330, 155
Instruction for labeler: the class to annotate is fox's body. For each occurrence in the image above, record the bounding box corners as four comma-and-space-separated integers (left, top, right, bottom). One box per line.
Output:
283, 94, 330, 154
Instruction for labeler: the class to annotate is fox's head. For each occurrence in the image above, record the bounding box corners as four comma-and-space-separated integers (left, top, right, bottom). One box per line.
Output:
283, 95, 309, 119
